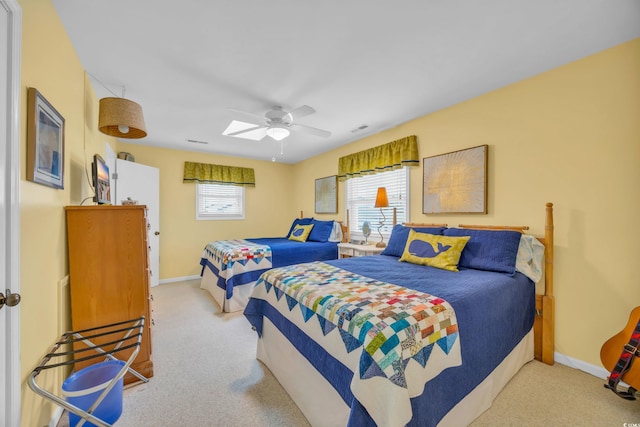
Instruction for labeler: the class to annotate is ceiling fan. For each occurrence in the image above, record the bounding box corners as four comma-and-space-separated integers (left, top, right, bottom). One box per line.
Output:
223, 105, 331, 141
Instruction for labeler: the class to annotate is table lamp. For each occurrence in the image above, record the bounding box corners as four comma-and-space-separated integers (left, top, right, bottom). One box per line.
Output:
374, 187, 389, 248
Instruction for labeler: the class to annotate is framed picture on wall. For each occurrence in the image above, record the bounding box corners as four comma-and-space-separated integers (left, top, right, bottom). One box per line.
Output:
315, 175, 338, 214
423, 144, 488, 214
26, 87, 65, 189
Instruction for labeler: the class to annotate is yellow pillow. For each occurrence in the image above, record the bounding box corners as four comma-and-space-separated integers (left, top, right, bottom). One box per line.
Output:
399, 230, 470, 271
288, 224, 314, 242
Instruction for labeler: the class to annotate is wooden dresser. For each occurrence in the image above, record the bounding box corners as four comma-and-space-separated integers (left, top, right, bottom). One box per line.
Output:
65, 205, 153, 383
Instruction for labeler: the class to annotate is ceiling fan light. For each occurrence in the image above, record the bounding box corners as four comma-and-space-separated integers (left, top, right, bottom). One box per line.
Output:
266, 125, 290, 141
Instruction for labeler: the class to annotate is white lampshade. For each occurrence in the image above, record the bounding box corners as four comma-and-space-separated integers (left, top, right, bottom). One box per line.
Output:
266, 124, 290, 141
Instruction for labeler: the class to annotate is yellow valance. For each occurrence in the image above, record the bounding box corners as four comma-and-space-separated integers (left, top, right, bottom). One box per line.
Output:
337, 135, 419, 181
183, 161, 255, 187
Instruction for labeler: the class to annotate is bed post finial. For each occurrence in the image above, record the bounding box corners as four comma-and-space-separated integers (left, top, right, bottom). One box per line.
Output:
544, 203, 554, 297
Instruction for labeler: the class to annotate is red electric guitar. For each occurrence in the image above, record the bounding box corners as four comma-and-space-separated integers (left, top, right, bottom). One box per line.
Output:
600, 306, 640, 399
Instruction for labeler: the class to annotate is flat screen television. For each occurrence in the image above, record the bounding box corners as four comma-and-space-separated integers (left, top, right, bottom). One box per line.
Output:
92, 154, 111, 204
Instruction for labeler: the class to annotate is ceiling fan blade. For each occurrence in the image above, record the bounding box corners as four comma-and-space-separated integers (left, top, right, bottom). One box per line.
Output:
287, 105, 315, 121
227, 108, 266, 122
226, 125, 266, 137
292, 123, 331, 138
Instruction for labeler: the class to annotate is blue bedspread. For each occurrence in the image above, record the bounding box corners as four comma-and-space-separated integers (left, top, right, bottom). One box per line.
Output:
244, 254, 535, 426
250, 238, 338, 266
200, 238, 338, 299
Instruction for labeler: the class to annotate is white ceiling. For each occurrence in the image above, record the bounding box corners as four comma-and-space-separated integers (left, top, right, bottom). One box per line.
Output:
51, 0, 640, 164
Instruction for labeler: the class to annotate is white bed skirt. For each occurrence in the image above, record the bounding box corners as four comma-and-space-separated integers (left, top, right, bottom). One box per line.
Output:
199, 267, 255, 312
257, 318, 534, 427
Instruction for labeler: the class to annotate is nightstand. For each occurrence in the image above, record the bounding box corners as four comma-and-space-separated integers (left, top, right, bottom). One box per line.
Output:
338, 242, 385, 258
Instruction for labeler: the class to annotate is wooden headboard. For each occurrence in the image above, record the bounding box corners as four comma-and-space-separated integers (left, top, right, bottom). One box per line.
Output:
459, 202, 555, 365
403, 222, 448, 227
398, 203, 555, 365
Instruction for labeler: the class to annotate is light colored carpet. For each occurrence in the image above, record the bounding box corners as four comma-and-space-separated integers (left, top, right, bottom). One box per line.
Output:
62, 280, 640, 426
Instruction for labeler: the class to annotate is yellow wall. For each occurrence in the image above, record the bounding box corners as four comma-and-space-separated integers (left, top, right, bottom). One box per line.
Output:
16, 0, 640, 423
113, 142, 296, 279
292, 39, 640, 370
17, 2, 296, 422
18, 0, 119, 424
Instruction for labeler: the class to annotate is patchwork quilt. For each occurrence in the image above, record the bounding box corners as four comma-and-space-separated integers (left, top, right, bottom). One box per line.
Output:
200, 239, 272, 298
245, 261, 462, 427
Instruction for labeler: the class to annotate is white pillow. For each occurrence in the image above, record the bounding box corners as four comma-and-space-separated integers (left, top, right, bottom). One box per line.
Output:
516, 235, 545, 283
328, 221, 343, 242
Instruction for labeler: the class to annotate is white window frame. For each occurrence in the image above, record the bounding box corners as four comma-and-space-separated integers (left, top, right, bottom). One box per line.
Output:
345, 168, 410, 243
196, 183, 245, 220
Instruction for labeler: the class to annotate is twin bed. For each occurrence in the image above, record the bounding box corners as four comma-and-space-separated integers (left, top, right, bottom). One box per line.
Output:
199, 217, 347, 312
242, 203, 555, 426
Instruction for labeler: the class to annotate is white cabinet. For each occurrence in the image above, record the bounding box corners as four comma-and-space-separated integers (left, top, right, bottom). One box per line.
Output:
338, 243, 385, 258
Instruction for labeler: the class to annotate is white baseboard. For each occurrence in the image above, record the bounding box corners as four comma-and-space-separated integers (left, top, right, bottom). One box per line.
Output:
158, 275, 201, 285
50, 407, 64, 427
554, 351, 632, 389
555, 352, 610, 380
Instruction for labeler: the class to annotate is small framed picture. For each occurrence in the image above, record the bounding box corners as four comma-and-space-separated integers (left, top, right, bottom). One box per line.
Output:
26, 87, 65, 189
315, 175, 338, 214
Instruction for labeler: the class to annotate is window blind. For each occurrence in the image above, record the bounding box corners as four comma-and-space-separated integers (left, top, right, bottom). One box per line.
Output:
196, 183, 245, 220
346, 168, 409, 240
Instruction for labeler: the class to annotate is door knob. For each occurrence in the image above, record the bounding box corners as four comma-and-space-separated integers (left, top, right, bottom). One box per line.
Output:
0, 289, 21, 310
154, 231, 160, 235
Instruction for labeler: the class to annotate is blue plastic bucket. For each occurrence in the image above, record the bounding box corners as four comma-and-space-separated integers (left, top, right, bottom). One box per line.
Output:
62, 360, 125, 427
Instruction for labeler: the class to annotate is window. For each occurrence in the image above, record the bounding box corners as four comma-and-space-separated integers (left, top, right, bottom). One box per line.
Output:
196, 183, 245, 220
345, 168, 409, 241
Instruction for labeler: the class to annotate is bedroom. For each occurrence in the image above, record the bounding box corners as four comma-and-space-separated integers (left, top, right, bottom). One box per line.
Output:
5, 0, 640, 425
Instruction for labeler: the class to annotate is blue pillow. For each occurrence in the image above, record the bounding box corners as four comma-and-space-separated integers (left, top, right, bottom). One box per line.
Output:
287, 217, 313, 238
308, 219, 334, 242
381, 224, 447, 257
443, 228, 522, 274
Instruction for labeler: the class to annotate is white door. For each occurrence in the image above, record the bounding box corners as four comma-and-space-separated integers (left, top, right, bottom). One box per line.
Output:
105, 143, 116, 204
1, 1, 22, 426
114, 159, 160, 286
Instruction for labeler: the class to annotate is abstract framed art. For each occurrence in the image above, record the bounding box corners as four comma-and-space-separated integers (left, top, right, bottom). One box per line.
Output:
423, 144, 487, 214
26, 87, 65, 189
315, 175, 338, 214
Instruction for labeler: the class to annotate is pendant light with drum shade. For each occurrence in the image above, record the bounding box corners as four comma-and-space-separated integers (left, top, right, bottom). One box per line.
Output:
93, 78, 147, 139
98, 96, 147, 139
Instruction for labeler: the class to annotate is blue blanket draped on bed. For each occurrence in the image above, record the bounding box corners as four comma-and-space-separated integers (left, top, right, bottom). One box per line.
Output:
244, 254, 535, 426
200, 238, 338, 299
